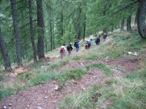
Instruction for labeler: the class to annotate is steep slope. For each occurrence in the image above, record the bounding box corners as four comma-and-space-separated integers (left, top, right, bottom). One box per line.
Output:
0, 31, 146, 109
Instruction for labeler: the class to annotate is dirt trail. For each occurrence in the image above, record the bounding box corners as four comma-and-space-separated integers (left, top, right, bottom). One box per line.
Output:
0, 56, 141, 109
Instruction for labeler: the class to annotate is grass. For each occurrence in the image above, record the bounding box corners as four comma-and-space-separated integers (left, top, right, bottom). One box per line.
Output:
54, 68, 86, 83
108, 77, 146, 109
47, 59, 68, 70
59, 84, 102, 109
0, 73, 5, 81
85, 63, 112, 75
27, 72, 55, 86
82, 53, 99, 60
0, 81, 26, 100
59, 73, 146, 109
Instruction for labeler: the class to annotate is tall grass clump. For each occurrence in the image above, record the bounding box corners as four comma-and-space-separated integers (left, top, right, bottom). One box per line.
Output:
47, 60, 68, 70
0, 81, 26, 100
85, 63, 112, 75
59, 84, 102, 109
70, 55, 81, 60
27, 72, 55, 86
82, 54, 99, 60
54, 68, 86, 83
107, 77, 146, 109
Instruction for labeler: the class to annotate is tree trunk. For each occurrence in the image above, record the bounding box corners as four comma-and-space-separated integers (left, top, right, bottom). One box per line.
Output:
121, 19, 125, 30
36, 0, 45, 59
60, 0, 64, 37
127, 15, 132, 32
29, 0, 37, 62
10, 0, 23, 67
83, 13, 86, 40
77, 4, 82, 40
61, 12, 64, 37
0, 28, 12, 71
137, 0, 146, 38
50, 19, 53, 51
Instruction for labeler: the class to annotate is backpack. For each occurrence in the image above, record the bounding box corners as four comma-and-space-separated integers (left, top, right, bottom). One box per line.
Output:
74, 42, 77, 47
67, 45, 70, 51
60, 47, 65, 53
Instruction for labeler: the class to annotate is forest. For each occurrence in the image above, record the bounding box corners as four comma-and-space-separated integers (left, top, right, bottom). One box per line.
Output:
0, 0, 146, 109
0, 0, 145, 70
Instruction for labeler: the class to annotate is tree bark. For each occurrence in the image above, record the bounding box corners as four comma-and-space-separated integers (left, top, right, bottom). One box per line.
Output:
127, 15, 132, 32
82, 13, 86, 40
50, 19, 53, 51
36, 0, 45, 59
77, 4, 82, 40
121, 19, 125, 30
29, 0, 37, 62
10, 0, 23, 66
0, 28, 12, 71
137, 0, 146, 38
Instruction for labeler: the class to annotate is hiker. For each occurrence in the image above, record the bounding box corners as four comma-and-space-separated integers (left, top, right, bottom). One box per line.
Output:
89, 39, 92, 46
85, 41, 90, 49
60, 44, 66, 59
67, 43, 73, 55
103, 32, 107, 41
74, 39, 80, 52
95, 35, 100, 45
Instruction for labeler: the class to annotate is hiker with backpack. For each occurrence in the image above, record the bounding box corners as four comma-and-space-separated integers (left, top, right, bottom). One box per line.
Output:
95, 35, 100, 45
89, 39, 92, 46
60, 44, 66, 59
103, 32, 107, 41
74, 39, 80, 52
67, 43, 73, 55
85, 41, 90, 49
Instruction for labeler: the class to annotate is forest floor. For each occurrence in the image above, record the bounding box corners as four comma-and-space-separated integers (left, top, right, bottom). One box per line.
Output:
0, 34, 144, 109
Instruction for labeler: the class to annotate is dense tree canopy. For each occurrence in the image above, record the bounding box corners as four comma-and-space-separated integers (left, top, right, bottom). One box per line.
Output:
0, 0, 145, 70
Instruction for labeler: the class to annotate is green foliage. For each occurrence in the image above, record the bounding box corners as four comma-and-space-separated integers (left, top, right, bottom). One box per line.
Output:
47, 60, 68, 70
126, 67, 146, 81
112, 31, 146, 50
0, 73, 5, 81
85, 63, 112, 75
99, 31, 146, 58
61, 32, 76, 44
82, 54, 99, 60
27, 72, 55, 86
0, 82, 26, 100
70, 55, 81, 60
59, 84, 102, 109
55, 68, 86, 83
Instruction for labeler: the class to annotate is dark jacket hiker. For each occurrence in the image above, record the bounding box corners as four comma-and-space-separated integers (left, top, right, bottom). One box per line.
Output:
67, 43, 73, 55
74, 40, 80, 52
95, 35, 100, 45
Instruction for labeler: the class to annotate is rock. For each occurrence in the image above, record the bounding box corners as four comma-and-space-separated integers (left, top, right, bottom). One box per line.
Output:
72, 79, 77, 84
81, 86, 85, 90
3, 106, 7, 109
128, 51, 139, 56
40, 66, 47, 69
44, 96, 48, 99
90, 92, 102, 103
26, 105, 29, 107
8, 103, 12, 106
37, 106, 43, 109
9, 73, 17, 77
80, 63, 84, 66
54, 85, 59, 91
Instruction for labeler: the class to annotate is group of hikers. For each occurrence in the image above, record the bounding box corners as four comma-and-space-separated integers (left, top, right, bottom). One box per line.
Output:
59, 32, 107, 58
